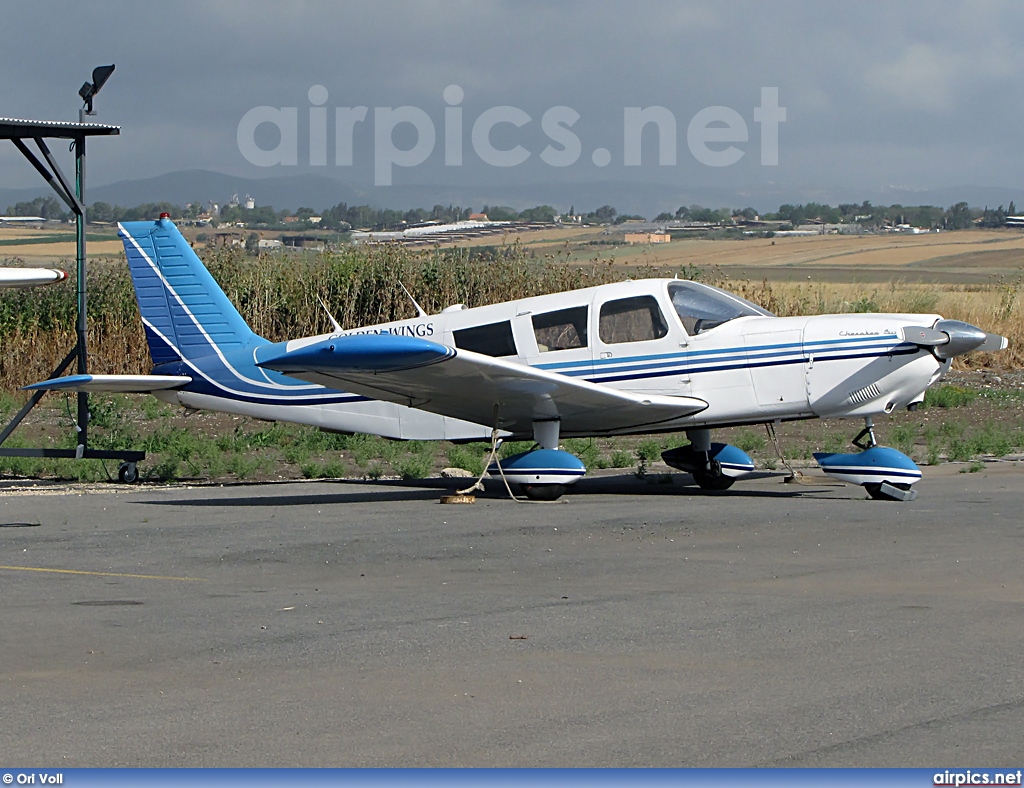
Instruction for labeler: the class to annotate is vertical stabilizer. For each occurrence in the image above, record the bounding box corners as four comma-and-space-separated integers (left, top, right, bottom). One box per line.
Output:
118, 217, 261, 365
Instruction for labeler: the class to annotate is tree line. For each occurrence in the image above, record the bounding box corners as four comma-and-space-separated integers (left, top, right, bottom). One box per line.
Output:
764, 200, 1017, 230
5, 194, 1020, 232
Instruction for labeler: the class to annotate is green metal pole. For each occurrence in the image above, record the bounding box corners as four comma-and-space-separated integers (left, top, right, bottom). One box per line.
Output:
75, 135, 87, 452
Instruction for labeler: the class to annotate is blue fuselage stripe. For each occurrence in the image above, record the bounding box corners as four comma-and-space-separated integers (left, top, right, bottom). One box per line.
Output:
534, 335, 902, 372
581, 345, 918, 385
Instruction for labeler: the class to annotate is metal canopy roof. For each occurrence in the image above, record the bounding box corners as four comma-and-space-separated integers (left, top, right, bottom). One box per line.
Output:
0, 117, 120, 139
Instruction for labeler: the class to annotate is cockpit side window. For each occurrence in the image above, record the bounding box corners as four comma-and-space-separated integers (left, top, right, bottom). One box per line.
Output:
532, 306, 589, 352
668, 281, 773, 335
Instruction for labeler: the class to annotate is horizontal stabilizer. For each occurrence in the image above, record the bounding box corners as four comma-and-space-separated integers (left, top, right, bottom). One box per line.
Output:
23, 374, 192, 393
0, 267, 67, 289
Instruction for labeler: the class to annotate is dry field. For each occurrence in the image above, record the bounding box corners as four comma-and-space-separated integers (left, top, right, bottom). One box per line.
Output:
552, 228, 1024, 284
6, 224, 1023, 284
0, 226, 122, 261
435, 225, 1024, 284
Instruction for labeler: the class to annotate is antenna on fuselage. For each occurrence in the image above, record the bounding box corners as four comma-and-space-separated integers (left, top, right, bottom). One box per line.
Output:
398, 281, 427, 318
317, 295, 343, 333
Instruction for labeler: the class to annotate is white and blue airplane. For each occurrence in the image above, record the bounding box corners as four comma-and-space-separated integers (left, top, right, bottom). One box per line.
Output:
0, 266, 67, 289
26, 216, 1008, 500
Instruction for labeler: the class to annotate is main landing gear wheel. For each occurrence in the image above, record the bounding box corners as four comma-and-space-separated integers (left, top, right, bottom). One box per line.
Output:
691, 457, 734, 491
521, 483, 567, 501
118, 461, 139, 484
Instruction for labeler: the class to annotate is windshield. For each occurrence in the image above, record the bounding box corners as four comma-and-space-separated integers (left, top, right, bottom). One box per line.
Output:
668, 280, 773, 335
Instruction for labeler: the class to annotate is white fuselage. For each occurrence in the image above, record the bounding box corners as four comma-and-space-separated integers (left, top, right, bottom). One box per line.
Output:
162, 279, 951, 442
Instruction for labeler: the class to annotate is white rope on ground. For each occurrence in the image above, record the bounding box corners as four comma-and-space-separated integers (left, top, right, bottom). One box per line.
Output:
455, 428, 526, 502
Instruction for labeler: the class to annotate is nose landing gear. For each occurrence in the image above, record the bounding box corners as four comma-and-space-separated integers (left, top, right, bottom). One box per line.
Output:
852, 418, 878, 450
814, 417, 921, 501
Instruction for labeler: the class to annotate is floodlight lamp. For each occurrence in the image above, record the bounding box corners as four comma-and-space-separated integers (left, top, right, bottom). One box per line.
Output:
79, 64, 115, 116
92, 65, 115, 94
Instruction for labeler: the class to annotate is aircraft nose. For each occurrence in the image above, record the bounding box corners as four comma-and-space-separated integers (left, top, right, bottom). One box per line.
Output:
900, 320, 1008, 358
933, 319, 1005, 359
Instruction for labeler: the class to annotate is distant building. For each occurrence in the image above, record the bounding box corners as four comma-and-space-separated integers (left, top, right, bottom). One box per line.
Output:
795, 223, 863, 235
0, 216, 46, 224
282, 235, 325, 251
624, 232, 670, 244
244, 195, 255, 210
468, 212, 488, 221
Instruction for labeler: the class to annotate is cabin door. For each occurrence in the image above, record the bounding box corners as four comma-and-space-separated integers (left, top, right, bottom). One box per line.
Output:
591, 291, 687, 396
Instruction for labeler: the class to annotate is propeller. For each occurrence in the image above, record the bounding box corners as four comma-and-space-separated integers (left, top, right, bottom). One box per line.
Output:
902, 320, 1008, 359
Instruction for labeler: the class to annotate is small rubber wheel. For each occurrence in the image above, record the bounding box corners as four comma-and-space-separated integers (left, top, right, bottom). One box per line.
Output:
864, 482, 910, 501
691, 471, 735, 491
118, 462, 139, 484
521, 483, 567, 501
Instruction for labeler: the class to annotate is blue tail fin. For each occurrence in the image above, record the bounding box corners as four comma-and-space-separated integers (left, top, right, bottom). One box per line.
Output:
118, 218, 262, 365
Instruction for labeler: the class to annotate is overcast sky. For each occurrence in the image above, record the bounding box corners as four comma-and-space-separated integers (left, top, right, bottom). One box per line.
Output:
2, 1, 1023, 209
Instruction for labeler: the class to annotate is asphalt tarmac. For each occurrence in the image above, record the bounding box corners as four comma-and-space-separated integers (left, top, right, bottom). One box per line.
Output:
1, 464, 1022, 767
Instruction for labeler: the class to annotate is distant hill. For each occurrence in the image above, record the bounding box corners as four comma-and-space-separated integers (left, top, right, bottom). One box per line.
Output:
0, 170, 361, 215
0, 170, 747, 217
2, 169, 1021, 218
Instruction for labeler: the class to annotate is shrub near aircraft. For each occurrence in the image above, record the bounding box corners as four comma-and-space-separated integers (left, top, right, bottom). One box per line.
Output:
27, 216, 1008, 500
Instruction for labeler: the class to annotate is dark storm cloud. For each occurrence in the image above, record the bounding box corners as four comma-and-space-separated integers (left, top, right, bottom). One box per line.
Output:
2, 1, 1023, 205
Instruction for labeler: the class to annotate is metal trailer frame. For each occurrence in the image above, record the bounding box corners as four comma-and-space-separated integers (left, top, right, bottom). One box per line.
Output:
0, 117, 144, 480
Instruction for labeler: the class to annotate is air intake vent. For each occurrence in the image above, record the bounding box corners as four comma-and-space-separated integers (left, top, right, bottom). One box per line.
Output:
845, 383, 881, 405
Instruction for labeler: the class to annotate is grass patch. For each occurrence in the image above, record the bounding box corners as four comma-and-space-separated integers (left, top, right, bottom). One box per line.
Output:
393, 455, 433, 480
924, 385, 978, 408
609, 449, 634, 468
889, 423, 918, 456
446, 445, 484, 476
733, 430, 766, 454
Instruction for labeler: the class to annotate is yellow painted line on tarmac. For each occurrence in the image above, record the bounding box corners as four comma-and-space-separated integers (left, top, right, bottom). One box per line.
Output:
0, 565, 204, 582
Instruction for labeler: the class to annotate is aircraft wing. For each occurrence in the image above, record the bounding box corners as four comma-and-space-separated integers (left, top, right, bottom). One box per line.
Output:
23, 374, 193, 393
0, 267, 67, 289
258, 333, 707, 436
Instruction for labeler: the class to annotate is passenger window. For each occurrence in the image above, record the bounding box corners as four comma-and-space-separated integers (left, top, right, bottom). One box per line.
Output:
599, 295, 669, 344
531, 306, 589, 352
453, 321, 518, 357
